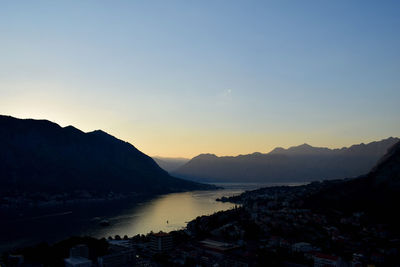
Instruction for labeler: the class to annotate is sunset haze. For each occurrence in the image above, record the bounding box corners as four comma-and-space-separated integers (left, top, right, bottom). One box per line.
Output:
1, 1, 399, 157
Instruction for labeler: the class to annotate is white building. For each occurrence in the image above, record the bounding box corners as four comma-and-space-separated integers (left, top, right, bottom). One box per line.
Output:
150, 232, 173, 253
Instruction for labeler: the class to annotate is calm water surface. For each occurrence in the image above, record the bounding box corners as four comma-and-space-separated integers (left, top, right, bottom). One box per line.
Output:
0, 183, 300, 252
88, 186, 245, 239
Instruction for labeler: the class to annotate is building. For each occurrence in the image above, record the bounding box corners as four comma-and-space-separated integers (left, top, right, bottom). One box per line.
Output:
64, 256, 92, 267
292, 242, 313, 253
97, 250, 135, 267
313, 253, 339, 267
150, 232, 173, 253
199, 239, 239, 253
7, 255, 24, 267
70, 244, 89, 258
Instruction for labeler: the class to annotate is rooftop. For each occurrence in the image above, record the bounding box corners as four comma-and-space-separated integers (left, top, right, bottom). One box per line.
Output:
64, 257, 92, 265
314, 253, 339, 261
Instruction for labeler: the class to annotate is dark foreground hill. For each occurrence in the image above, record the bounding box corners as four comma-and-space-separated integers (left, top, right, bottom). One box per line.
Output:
173, 138, 399, 183
305, 140, 400, 223
0, 115, 213, 195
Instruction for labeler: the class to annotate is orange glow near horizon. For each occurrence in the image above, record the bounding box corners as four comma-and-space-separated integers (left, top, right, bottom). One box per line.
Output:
1, 1, 400, 158
1, 109, 396, 159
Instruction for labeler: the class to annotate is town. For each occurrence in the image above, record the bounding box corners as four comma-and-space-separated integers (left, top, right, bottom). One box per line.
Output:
3, 180, 399, 267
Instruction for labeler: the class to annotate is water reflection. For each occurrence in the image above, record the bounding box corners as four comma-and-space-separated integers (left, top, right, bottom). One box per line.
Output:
89, 188, 244, 239
1, 183, 293, 252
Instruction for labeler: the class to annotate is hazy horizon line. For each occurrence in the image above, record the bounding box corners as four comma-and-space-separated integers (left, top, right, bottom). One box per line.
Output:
2, 113, 398, 159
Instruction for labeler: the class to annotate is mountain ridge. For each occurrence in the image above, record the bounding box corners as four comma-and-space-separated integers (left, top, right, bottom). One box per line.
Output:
152, 156, 190, 173
0, 115, 213, 195
305, 140, 400, 223
173, 137, 399, 183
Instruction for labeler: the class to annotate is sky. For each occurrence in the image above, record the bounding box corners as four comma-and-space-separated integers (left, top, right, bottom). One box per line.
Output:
1, 1, 400, 158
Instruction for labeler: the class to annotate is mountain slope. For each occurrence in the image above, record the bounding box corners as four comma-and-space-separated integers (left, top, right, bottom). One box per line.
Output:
152, 156, 190, 173
0, 115, 212, 195
173, 138, 399, 183
305, 140, 400, 221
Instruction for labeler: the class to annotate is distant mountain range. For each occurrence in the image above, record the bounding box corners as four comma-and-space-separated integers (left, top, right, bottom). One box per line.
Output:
152, 157, 190, 173
0, 115, 213, 195
172, 137, 399, 183
306, 139, 400, 223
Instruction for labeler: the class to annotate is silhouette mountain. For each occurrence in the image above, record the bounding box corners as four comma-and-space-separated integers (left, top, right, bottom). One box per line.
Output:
305, 140, 400, 223
173, 138, 399, 183
152, 156, 190, 173
0, 115, 213, 195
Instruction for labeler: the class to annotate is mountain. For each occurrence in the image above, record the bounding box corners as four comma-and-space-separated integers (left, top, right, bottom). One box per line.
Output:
305, 140, 400, 222
172, 138, 399, 183
0, 115, 213, 195
152, 156, 190, 173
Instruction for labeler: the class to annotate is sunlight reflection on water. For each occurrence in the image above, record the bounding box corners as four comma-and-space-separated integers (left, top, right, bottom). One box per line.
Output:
0, 182, 304, 251
88, 187, 243, 239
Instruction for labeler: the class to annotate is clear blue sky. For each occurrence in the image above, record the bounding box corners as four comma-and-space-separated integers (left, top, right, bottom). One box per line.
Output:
1, 1, 399, 157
